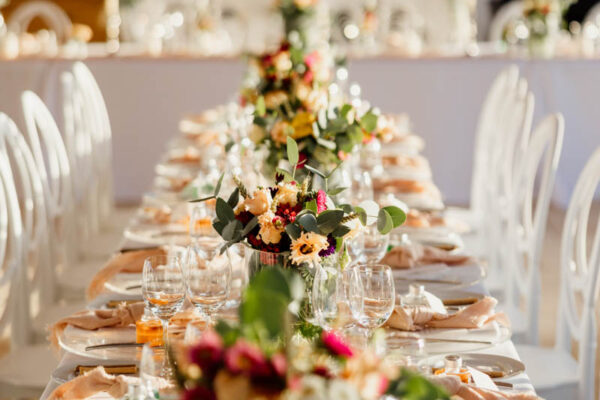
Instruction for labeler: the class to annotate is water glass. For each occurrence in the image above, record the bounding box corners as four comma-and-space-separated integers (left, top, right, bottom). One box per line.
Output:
142, 255, 185, 379
311, 265, 342, 330
348, 264, 395, 335
185, 238, 231, 322
189, 201, 216, 240
361, 224, 390, 263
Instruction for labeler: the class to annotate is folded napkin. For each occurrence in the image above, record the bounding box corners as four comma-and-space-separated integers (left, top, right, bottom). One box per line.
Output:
87, 247, 167, 300
49, 302, 145, 348
47, 366, 172, 400
430, 374, 540, 400
381, 243, 474, 269
404, 209, 447, 229
387, 297, 509, 331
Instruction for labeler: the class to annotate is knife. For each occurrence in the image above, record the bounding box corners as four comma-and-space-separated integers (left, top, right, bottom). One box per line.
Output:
85, 342, 162, 351
395, 277, 461, 285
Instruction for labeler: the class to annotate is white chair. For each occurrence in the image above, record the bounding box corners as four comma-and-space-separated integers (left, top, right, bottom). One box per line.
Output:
7, 0, 72, 43
502, 114, 564, 345
488, 0, 524, 42
517, 147, 600, 400
21, 90, 103, 300
445, 65, 520, 232
0, 113, 86, 341
0, 114, 58, 397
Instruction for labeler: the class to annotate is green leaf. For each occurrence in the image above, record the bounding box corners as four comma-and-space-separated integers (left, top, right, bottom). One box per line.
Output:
377, 208, 394, 234
256, 96, 266, 116
316, 209, 344, 235
382, 206, 406, 228
340, 104, 353, 118
360, 111, 378, 132
213, 220, 226, 235
297, 212, 318, 233
285, 223, 302, 240
241, 216, 259, 236
286, 136, 299, 167
327, 187, 348, 196
227, 188, 240, 209
354, 206, 367, 225
304, 164, 326, 179
331, 224, 351, 237
276, 168, 293, 182
224, 141, 235, 153
216, 197, 235, 222
304, 199, 318, 213
214, 173, 225, 197
348, 124, 363, 144
214, 320, 240, 347
338, 203, 354, 213
240, 288, 288, 339
189, 195, 215, 203
222, 219, 242, 241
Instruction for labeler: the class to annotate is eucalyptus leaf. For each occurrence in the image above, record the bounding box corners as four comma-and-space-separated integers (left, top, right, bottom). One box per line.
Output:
276, 168, 293, 182
331, 224, 351, 237
304, 164, 326, 178
213, 220, 226, 235
227, 188, 240, 209
216, 198, 235, 222
256, 96, 266, 116
287, 136, 299, 167
382, 206, 406, 228
354, 206, 367, 226
360, 111, 378, 132
214, 173, 225, 197
327, 187, 348, 196
377, 209, 394, 234
338, 203, 354, 213
297, 212, 318, 233
340, 104, 353, 118
304, 199, 318, 213
241, 216, 259, 236
189, 195, 215, 203
316, 209, 344, 234
222, 219, 242, 241
285, 223, 302, 240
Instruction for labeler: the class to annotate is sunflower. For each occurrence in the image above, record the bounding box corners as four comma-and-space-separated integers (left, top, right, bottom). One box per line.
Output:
290, 232, 329, 265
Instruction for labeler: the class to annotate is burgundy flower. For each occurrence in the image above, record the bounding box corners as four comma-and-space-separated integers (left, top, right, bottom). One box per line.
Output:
312, 365, 333, 378
270, 353, 287, 377
276, 203, 303, 223
297, 152, 308, 169
316, 190, 327, 213
224, 340, 271, 378
182, 386, 216, 400
321, 331, 354, 358
188, 330, 224, 375
318, 235, 336, 257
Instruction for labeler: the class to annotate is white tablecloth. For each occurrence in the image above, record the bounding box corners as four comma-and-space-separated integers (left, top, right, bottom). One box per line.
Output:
1, 56, 598, 207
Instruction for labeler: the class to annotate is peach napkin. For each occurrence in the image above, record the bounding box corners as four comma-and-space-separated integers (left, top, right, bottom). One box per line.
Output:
381, 243, 474, 269
86, 247, 167, 300
430, 375, 540, 400
49, 302, 145, 348
47, 366, 172, 400
386, 297, 509, 331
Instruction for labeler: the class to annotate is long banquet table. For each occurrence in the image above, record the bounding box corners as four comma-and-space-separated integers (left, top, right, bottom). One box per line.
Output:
1, 56, 600, 208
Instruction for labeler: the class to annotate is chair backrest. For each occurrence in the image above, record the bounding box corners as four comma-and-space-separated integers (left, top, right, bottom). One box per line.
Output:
0, 114, 32, 348
72, 62, 114, 222
555, 147, 600, 400
21, 90, 77, 265
488, 0, 524, 42
504, 113, 564, 345
7, 0, 72, 43
0, 112, 56, 309
470, 65, 519, 220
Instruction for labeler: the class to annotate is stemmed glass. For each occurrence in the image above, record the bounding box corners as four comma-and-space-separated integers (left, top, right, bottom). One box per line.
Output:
348, 225, 390, 264
142, 255, 186, 380
189, 202, 217, 241
312, 263, 343, 330
348, 264, 395, 339
184, 238, 231, 323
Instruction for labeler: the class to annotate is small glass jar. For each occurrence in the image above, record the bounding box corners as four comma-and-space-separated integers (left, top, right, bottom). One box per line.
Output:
400, 284, 428, 307
135, 308, 163, 346
434, 354, 472, 383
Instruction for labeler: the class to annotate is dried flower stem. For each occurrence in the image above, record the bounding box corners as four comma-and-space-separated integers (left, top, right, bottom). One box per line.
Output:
233, 175, 250, 199
341, 213, 359, 223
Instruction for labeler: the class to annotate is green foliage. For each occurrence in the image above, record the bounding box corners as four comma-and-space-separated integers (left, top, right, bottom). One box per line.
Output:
386, 369, 450, 400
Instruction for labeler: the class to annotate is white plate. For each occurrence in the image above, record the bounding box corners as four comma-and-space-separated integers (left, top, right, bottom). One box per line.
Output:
59, 325, 139, 361
387, 321, 511, 355
124, 223, 190, 246
393, 263, 485, 291
421, 353, 525, 379
103, 272, 143, 297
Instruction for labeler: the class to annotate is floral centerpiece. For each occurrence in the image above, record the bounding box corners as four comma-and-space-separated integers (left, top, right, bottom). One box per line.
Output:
175, 268, 449, 400
241, 0, 380, 177
523, 0, 570, 57
192, 137, 405, 276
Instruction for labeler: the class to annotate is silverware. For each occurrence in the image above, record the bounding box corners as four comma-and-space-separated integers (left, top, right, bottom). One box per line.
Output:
395, 277, 461, 285
423, 338, 494, 345
85, 342, 152, 351
119, 246, 160, 253
125, 284, 142, 290
495, 381, 514, 388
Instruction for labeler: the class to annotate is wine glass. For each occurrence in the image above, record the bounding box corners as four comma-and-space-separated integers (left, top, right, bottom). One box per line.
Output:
225, 242, 248, 309
189, 201, 216, 241
361, 224, 390, 263
185, 238, 231, 323
348, 264, 395, 338
142, 255, 185, 380
312, 264, 342, 330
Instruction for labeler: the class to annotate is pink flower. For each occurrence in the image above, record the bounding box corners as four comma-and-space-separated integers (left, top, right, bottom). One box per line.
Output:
182, 386, 216, 400
304, 51, 319, 69
188, 330, 224, 375
316, 190, 327, 213
337, 150, 348, 161
224, 340, 271, 378
303, 69, 314, 84
322, 331, 354, 358
270, 353, 287, 377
